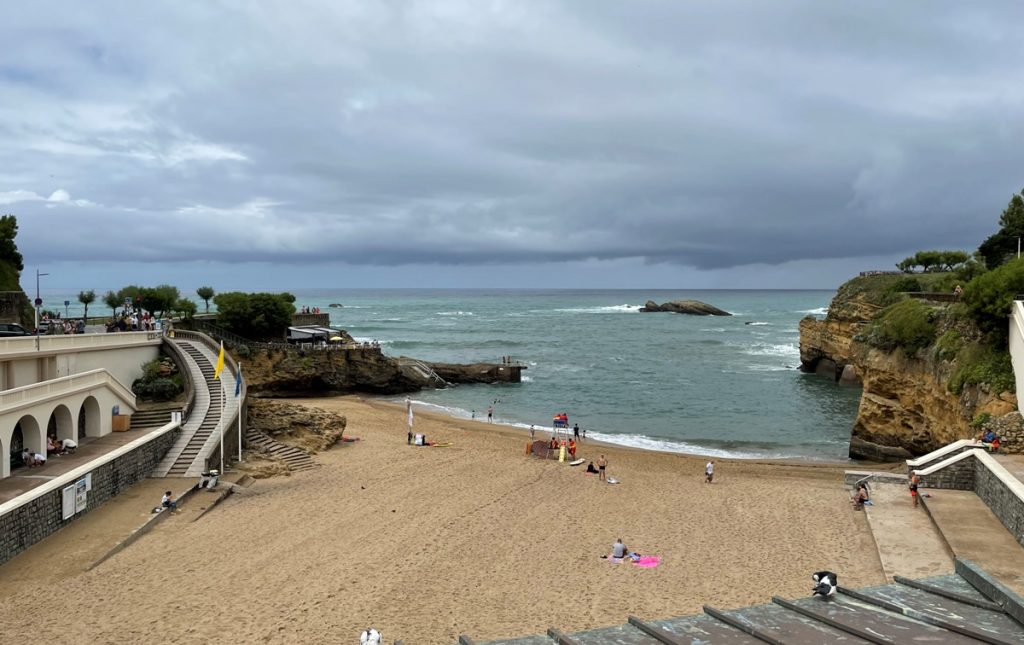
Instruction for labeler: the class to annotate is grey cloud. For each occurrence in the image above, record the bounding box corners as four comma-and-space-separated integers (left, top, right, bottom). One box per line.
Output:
3, 1, 1024, 286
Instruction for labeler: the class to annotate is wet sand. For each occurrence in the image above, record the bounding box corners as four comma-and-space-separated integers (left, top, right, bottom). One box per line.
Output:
0, 396, 885, 644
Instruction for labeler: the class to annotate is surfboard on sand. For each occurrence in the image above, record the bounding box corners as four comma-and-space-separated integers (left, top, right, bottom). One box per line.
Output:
569, 458, 585, 466
607, 477, 620, 484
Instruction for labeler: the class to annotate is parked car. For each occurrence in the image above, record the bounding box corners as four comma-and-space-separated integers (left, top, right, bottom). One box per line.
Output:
0, 322, 30, 337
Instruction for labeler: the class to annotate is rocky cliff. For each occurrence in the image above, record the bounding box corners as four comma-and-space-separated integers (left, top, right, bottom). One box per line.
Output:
241, 346, 427, 397
800, 278, 1018, 461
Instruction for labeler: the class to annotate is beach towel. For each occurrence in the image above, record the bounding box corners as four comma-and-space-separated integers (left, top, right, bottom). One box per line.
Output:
633, 556, 660, 568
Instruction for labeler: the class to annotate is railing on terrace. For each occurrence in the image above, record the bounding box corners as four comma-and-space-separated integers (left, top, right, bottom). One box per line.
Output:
0, 368, 136, 411
0, 330, 162, 356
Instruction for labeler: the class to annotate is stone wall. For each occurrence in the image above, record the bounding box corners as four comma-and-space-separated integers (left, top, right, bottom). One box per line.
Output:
907, 442, 981, 476
917, 456, 975, 490
983, 411, 1024, 454
975, 460, 1024, 550
0, 427, 179, 565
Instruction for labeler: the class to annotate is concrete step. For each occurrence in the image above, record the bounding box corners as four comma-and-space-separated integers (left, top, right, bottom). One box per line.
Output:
922, 489, 1024, 597
861, 482, 953, 582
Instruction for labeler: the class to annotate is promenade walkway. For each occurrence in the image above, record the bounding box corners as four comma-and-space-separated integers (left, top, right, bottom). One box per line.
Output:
0, 478, 202, 590
0, 430, 149, 504
862, 482, 953, 582
923, 490, 1024, 596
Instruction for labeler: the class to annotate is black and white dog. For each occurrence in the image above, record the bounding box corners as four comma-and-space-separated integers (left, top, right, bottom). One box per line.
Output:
812, 571, 838, 599
360, 628, 382, 645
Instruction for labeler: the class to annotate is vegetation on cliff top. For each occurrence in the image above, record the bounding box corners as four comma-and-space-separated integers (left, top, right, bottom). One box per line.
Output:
851, 188, 1024, 395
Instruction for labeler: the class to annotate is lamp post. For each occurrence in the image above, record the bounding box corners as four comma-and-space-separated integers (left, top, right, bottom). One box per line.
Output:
64, 300, 70, 319
34, 269, 49, 351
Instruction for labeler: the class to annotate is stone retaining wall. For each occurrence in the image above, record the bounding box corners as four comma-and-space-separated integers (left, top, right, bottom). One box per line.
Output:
908, 442, 982, 476
917, 456, 975, 490
0, 427, 179, 565
974, 460, 1024, 549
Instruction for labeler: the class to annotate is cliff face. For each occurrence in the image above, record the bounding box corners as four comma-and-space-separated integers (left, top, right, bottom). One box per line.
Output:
242, 347, 426, 397
800, 283, 1017, 461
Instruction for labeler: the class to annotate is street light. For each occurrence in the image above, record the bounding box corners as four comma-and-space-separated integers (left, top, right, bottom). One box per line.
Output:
35, 269, 49, 351
64, 299, 70, 319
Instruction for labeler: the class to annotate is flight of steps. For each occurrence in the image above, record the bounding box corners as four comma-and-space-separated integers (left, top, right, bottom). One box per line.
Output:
165, 342, 223, 476
245, 429, 317, 472
130, 408, 174, 430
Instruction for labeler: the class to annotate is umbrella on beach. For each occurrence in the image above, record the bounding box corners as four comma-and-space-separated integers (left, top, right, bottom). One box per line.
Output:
330, 336, 343, 341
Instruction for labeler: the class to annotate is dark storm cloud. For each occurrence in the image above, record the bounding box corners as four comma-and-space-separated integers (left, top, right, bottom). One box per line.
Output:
2, 1, 1023, 280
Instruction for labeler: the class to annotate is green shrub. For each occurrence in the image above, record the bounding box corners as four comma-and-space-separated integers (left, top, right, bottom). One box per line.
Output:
935, 330, 963, 361
949, 346, 1015, 395
132, 377, 181, 401
887, 277, 922, 293
961, 256, 1024, 340
971, 412, 992, 429
858, 299, 936, 354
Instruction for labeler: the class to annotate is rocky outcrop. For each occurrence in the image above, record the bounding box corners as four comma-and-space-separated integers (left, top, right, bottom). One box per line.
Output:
640, 300, 732, 316
426, 361, 524, 384
236, 346, 523, 397
800, 277, 1018, 461
246, 398, 346, 452
241, 346, 427, 397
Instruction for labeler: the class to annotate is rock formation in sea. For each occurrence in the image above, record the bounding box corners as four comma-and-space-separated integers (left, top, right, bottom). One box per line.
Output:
640, 300, 732, 316
799, 276, 1019, 461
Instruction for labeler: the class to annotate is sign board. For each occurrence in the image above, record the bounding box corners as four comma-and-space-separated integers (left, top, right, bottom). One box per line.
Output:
61, 485, 76, 520
171, 410, 183, 424
85, 473, 92, 492
112, 405, 120, 416
75, 479, 88, 513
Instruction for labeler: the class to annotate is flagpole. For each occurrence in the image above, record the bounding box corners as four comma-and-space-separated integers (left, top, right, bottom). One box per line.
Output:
237, 362, 243, 462
220, 377, 225, 475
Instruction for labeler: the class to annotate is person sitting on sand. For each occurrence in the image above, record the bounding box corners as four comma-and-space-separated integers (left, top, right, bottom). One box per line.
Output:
612, 538, 627, 559
586, 461, 598, 474
161, 491, 178, 512
851, 484, 871, 509
568, 439, 577, 458
549, 436, 559, 450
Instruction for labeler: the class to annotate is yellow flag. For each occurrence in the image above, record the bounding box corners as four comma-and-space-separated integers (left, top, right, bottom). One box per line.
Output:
214, 341, 225, 379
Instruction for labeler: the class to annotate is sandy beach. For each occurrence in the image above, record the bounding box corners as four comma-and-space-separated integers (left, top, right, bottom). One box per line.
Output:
0, 397, 886, 644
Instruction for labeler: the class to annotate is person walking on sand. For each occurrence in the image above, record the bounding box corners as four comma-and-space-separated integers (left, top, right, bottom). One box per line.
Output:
597, 454, 608, 482
487, 405, 493, 423
705, 460, 715, 483
530, 425, 536, 440
910, 472, 921, 508
573, 423, 580, 440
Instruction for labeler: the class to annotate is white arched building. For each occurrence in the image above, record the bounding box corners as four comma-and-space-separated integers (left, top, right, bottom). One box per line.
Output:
0, 332, 161, 480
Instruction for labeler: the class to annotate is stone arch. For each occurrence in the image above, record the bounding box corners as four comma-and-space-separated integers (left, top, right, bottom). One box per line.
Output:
49, 404, 75, 442
15, 415, 44, 457
80, 396, 101, 438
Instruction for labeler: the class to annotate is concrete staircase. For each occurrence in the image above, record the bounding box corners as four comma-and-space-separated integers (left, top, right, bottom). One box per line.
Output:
130, 408, 175, 430
244, 429, 317, 472
152, 339, 228, 477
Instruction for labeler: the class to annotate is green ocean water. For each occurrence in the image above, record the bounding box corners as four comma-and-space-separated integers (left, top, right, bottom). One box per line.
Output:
40, 288, 860, 460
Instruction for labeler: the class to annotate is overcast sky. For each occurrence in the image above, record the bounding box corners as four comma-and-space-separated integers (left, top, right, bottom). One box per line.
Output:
3, 1, 1023, 293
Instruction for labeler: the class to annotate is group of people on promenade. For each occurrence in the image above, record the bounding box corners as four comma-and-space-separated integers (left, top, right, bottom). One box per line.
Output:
18, 435, 77, 469
299, 306, 322, 314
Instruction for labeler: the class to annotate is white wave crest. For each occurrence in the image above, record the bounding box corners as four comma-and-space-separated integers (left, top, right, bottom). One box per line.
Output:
552, 304, 642, 314
520, 375, 534, 383
799, 307, 829, 315
742, 342, 799, 358
746, 322, 770, 326
437, 311, 474, 316
586, 432, 791, 460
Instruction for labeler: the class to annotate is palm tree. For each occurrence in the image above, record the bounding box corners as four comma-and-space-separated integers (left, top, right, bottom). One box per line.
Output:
103, 290, 120, 316
78, 289, 96, 321
196, 286, 215, 313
